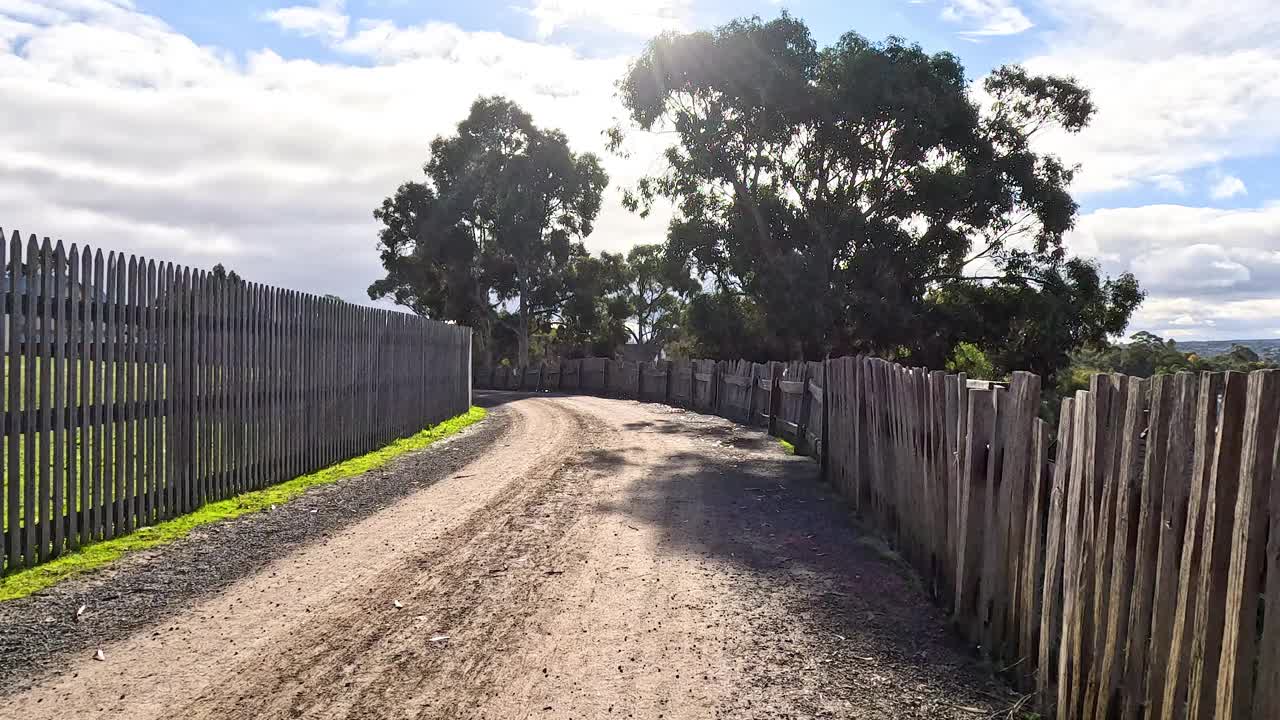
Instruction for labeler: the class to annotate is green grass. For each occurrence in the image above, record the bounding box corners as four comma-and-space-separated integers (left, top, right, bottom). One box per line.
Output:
779, 438, 796, 455
0, 406, 487, 602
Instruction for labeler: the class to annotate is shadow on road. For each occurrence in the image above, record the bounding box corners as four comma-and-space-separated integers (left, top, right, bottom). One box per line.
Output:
593, 431, 1003, 714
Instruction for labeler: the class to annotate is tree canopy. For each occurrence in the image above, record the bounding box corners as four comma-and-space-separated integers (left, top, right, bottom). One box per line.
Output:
368, 96, 608, 365
369, 15, 1146, 386
614, 13, 1141, 380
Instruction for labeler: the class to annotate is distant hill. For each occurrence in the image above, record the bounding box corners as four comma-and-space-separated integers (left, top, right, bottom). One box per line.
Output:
1175, 339, 1280, 361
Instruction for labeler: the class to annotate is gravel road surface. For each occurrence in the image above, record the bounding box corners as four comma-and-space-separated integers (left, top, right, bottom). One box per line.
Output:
0, 392, 1008, 719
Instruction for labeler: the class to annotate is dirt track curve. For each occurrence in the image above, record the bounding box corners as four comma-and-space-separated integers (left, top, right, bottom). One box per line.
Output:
0, 392, 1009, 719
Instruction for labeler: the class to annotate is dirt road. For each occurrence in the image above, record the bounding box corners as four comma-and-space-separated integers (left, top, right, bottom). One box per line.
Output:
0, 392, 1006, 719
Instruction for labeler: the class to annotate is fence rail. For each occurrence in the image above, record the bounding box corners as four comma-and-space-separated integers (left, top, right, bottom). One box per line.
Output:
478, 355, 1280, 719
0, 228, 472, 573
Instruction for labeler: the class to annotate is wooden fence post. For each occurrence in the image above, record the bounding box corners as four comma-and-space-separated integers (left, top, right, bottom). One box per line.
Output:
797, 362, 812, 452
768, 361, 781, 437
664, 360, 672, 404
821, 360, 830, 481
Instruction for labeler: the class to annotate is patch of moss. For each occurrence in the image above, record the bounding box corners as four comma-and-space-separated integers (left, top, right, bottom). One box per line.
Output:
779, 438, 796, 455
0, 406, 487, 602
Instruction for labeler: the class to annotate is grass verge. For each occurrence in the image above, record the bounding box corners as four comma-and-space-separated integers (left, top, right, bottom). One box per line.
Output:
0, 406, 487, 602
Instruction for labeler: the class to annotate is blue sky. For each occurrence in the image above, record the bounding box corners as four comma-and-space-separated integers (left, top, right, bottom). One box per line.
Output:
4, 0, 1280, 341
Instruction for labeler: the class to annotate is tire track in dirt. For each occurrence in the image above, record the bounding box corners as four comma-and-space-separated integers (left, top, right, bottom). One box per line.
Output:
1, 395, 607, 719
2, 392, 1009, 720
183, 398, 612, 719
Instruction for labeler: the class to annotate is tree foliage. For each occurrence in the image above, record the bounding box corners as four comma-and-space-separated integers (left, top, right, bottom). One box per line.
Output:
367, 17, 1147, 381
615, 13, 1142, 381
1072, 332, 1277, 380
369, 96, 607, 365
618, 244, 698, 351
945, 342, 996, 380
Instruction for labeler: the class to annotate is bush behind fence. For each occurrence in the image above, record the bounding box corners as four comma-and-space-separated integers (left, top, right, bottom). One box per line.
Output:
479, 356, 1280, 719
1, 228, 472, 574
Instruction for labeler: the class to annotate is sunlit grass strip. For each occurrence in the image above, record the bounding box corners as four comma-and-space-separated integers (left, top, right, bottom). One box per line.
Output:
0, 406, 486, 602
778, 438, 796, 455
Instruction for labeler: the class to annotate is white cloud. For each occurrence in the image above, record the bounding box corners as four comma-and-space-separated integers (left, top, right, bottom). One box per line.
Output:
0, 1, 670, 304
1023, 50, 1280, 194
1068, 203, 1280, 337
1210, 173, 1247, 199
1070, 204, 1280, 296
1128, 295, 1280, 341
522, 0, 691, 40
262, 0, 348, 41
940, 0, 1033, 36
1021, 2, 1280, 195
991, 2, 1280, 339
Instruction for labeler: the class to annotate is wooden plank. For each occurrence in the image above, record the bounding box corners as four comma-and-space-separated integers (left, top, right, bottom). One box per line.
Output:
289, 291, 300, 474
866, 360, 886, 531
90, 251, 105, 539
1137, 373, 1198, 719
238, 279, 249, 490
978, 385, 1008, 658
1071, 376, 1117, 719
3, 231, 15, 569
112, 256, 127, 532
1057, 388, 1096, 720
1091, 376, 1149, 718
160, 263, 174, 516
1018, 417, 1050, 687
1082, 375, 1125, 717
260, 284, 273, 488
767, 362, 781, 436
226, 279, 238, 494
180, 267, 194, 515
122, 255, 136, 534
23, 235, 39, 562
998, 372, 1039, 663
193, 270, 207, 507
1038, 396, 1075, 703
1182, 372, 1246, 718
955, 387, 993, 645
947, 372, 967, 606
67, 244, 83, 552
1255, 376, 1280, 717
779, 379, 804, 394
1159, 372, 1222, 719
145, 260, 158, 522
168, 267, 182, 515
36, 237, 53, 561
214, 274, 226, 500
243, 281, 254, 489
134, 258, 147, 524
50, 241, 66, 558
1215, 369, 1280, 719
1157, 368, 1213, 717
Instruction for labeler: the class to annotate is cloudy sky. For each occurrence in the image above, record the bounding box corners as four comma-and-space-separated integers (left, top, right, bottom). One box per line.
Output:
3, 0, 1280, 340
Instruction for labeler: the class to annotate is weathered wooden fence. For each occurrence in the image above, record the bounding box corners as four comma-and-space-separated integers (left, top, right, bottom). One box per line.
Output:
478, 354, 1280, 719
0, 229, 472, 574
